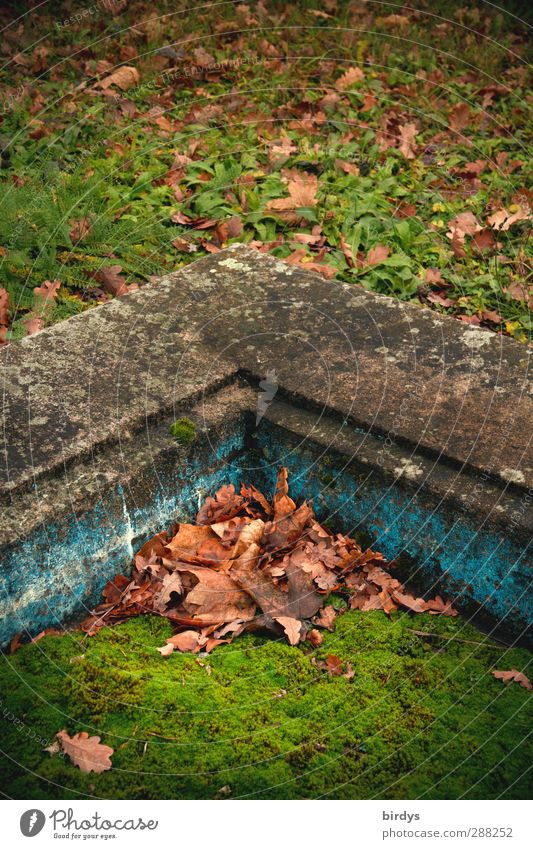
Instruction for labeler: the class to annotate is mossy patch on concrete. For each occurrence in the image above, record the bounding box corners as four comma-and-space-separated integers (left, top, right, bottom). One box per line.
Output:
1, 611, 531, 800
169, 417, 196, 445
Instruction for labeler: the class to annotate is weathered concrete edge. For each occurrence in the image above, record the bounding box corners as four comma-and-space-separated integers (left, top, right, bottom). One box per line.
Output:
2, 244, 532, 498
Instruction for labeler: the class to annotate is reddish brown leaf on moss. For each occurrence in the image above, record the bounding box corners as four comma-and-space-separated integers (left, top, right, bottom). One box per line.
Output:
391, 589, 427, 613
492, 669, 532, 690
56, 731, 114, 773
164, 630, 202, 653
275, 616, 302, 645
314, 604, 337, 630
83, 467, 464, 651
425, 595, 458, 616
307, 628, 323, 647
324, 654, 343, 675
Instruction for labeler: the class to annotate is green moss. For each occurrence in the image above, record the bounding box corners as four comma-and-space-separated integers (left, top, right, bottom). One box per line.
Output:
169, 417, 196, 445
1, 611, 531, 800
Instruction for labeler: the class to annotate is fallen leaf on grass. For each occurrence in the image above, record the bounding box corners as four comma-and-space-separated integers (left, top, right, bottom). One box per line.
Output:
93, 265, 137, 297
56, 730, 114, 773
69, 218, 92, 243
33, 279, 61, 313
22, 315, 44, 335
265, 170, 318, 221
427, 292, 455, 308
335, 66, 364, 90
492, 669, 531, 691
0, 288, 9, 343
398, 123, 418, 159
285, 249, 337, 279
446, 211, 481, 244
448, 102, 471, 133
97, 65, 140, 91
366, 244, 390, 265
487, 204, 530, 231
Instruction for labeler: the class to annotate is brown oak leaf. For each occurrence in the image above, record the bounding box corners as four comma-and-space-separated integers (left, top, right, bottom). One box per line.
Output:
97, 65, 140, 92
56, 730, 113, 773
492, 669, 532, 691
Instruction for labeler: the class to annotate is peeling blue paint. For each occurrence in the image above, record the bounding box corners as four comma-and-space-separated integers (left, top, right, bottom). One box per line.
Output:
0, 432, 246, 644
255, 427, 532, 636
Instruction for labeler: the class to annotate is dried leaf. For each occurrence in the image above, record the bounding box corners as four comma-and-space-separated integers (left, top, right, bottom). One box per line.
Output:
56, 730, 113, 773
94, 265, 136, 297
335, 66, 364, 90
449, 102, 471, 132
275, 616, 302, 645
446, 211, 481, 243
34, 279, 60, 311
398, 123, 417, 159
487, 204, 530, 231
314, 605, 337, 631
325, 654, 344, 675
69, 217, 92, 243
366, 244, 390, 265
307, 628, 323, 647
166, 630, 202, 653
265, 170, 318, 219
492, 669, 532, 690
22, 314, 44, 335
196, 483, 244, 524
98, 65, 140, 92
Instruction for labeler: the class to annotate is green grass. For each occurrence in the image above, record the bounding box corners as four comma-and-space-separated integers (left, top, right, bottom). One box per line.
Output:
1, 611, 531, 799
0, 1, 531, 341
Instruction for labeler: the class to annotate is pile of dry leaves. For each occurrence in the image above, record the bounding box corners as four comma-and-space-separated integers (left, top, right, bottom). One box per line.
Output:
81, 468, 457, 655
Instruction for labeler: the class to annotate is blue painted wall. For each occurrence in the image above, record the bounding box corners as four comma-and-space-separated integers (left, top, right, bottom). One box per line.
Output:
0, 432, 246, 644
254, 425, 532, 637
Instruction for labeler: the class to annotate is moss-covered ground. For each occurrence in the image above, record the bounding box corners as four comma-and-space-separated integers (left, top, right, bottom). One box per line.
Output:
1, 610, 531, 799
